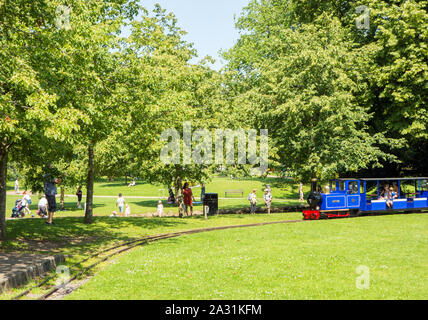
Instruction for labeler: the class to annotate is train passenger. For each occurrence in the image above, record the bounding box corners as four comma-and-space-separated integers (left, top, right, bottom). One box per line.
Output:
392, 182, 399, 194
379, 185, 389, 200
386, 187, 397, 209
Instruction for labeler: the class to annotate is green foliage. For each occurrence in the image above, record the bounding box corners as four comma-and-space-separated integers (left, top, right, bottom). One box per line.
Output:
224, 0, 427, 179
225, 11, 390, 180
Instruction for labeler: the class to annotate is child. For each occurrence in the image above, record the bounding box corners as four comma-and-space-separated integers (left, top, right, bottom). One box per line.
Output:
22, 191, 32, 216
110, 211, 118, 217
157, 200, 164, 217
125, 204, 131, 217
386, 187, 397, 209
116, 193, 125, 216
37, 195, 48, 218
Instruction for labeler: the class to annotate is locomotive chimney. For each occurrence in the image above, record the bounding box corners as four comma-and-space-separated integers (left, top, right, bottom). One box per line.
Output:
311, 178, 318, 193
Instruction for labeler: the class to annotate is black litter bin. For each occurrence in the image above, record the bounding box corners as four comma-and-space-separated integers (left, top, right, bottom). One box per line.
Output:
203, 193, 218, 216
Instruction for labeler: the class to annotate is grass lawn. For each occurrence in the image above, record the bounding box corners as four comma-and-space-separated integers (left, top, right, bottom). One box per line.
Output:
0, 212, 301, 299
67, 213, 428, 300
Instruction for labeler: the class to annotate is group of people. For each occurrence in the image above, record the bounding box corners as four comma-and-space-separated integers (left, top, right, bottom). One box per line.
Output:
111, 193, 132, 217
11, 168, 68, 225
248, 186, 272, 214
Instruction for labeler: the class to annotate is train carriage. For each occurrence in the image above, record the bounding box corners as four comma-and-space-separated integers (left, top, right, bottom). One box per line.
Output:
303, 177, 428, 220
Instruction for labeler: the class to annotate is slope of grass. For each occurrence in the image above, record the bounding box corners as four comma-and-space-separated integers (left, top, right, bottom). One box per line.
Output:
68, 214, 428, 300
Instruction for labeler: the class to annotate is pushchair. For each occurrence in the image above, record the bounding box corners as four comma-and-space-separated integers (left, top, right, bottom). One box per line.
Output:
11, 199, 25, 218
167, 188, 175, 204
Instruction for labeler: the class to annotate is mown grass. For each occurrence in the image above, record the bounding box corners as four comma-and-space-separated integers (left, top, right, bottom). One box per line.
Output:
67, 213, 428, 300
0, 212, 301, 299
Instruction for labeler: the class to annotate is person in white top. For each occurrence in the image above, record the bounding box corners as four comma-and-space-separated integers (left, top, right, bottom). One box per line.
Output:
38, 195, 48, 217
116, 193, 125, 216
15, 178, 19, 194
249, 189, 257, 214
22, 191, 31, 216
299, 182, 304, 202
125, 204, 131, 217
263, 188, 272, 214
157, 200, 164, 217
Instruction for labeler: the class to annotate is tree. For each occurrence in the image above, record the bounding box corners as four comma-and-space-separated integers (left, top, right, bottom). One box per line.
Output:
227, 0, 427, 177
224, 7, 394, 181
114, 6, 227, 198
0, 0, 86, 240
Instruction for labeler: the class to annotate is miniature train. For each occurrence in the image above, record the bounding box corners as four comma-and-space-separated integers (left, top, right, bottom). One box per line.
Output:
303, 177, 428, 220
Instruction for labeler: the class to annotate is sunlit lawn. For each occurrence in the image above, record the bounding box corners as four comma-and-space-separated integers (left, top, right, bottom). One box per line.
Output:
67, 213, 428, 300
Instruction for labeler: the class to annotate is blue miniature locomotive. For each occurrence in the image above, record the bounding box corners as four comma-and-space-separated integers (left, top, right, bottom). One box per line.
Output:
303, 177, 428, 220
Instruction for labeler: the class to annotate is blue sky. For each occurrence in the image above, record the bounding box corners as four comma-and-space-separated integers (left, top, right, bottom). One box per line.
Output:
138, 0, 250, 69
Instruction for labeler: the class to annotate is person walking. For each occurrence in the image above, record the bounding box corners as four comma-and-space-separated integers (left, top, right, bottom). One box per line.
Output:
263, 188, 272, 214
14, 178, 19, 194
249, 189, 257, 214
76, 186, 83, 209
44, 171, 61, 225
116, 193, 126, 216
183, 182, 195, 216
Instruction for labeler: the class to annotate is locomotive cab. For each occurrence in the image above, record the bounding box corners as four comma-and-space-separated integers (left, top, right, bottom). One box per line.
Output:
303, 179, 360, 220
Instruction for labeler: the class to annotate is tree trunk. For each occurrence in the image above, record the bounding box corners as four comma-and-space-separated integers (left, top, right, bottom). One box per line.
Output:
60, 187, 65, 211
85, 144, 95, 224
0, 149, 7, 241
174, 176, 184, 217
174, 176, 182, 200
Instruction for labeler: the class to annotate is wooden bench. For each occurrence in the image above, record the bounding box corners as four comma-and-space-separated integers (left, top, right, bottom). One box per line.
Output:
225, 189, 244, 198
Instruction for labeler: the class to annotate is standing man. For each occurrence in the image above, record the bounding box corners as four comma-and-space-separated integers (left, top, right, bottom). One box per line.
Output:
183, 182, 195, 216
44, 169, 61, 225
14, 178, 19, 194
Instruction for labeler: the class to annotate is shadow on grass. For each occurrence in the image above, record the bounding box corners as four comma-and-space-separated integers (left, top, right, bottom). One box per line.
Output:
0, 215, 197, 256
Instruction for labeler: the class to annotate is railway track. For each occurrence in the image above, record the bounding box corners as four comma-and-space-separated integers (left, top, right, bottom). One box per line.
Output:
11, 218, 304, 300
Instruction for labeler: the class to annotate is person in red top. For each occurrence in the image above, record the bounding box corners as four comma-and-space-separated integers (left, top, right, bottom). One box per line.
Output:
183, 182, 195, 216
